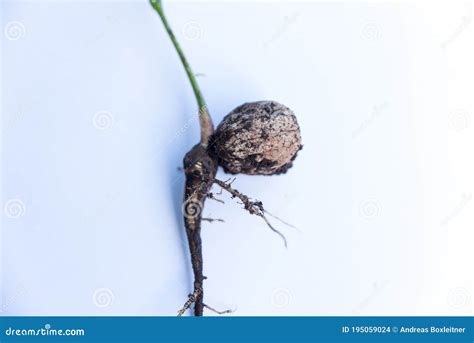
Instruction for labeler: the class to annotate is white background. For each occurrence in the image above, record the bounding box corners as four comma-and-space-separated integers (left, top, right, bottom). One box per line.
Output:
1, 0, 473, 316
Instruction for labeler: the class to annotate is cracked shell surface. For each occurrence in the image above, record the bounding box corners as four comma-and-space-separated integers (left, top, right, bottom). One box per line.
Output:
209, 101, 302, 175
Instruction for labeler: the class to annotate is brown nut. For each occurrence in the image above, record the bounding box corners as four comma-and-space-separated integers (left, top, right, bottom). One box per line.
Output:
209, 101, 302, 175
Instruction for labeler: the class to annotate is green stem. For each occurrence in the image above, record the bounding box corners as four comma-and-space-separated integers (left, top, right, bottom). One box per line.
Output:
150, 0, 214, 146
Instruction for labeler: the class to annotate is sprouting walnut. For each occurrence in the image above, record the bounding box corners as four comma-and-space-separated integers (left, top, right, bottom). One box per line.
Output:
209, 101, 302, 175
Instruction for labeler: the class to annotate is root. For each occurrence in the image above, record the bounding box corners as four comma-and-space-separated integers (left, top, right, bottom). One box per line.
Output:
177, 288, 202, 317
203, 303, 234, 315
202, 217, 225, 223
207, 192, 225, 204
264, 210, 300, 233
214, 178, 288, 248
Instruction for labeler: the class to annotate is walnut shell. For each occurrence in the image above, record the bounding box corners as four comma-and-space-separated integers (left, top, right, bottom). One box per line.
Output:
209, 101, 302, 175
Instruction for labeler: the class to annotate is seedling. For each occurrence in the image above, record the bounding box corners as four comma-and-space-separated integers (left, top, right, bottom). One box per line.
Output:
150, 0, 302, 316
